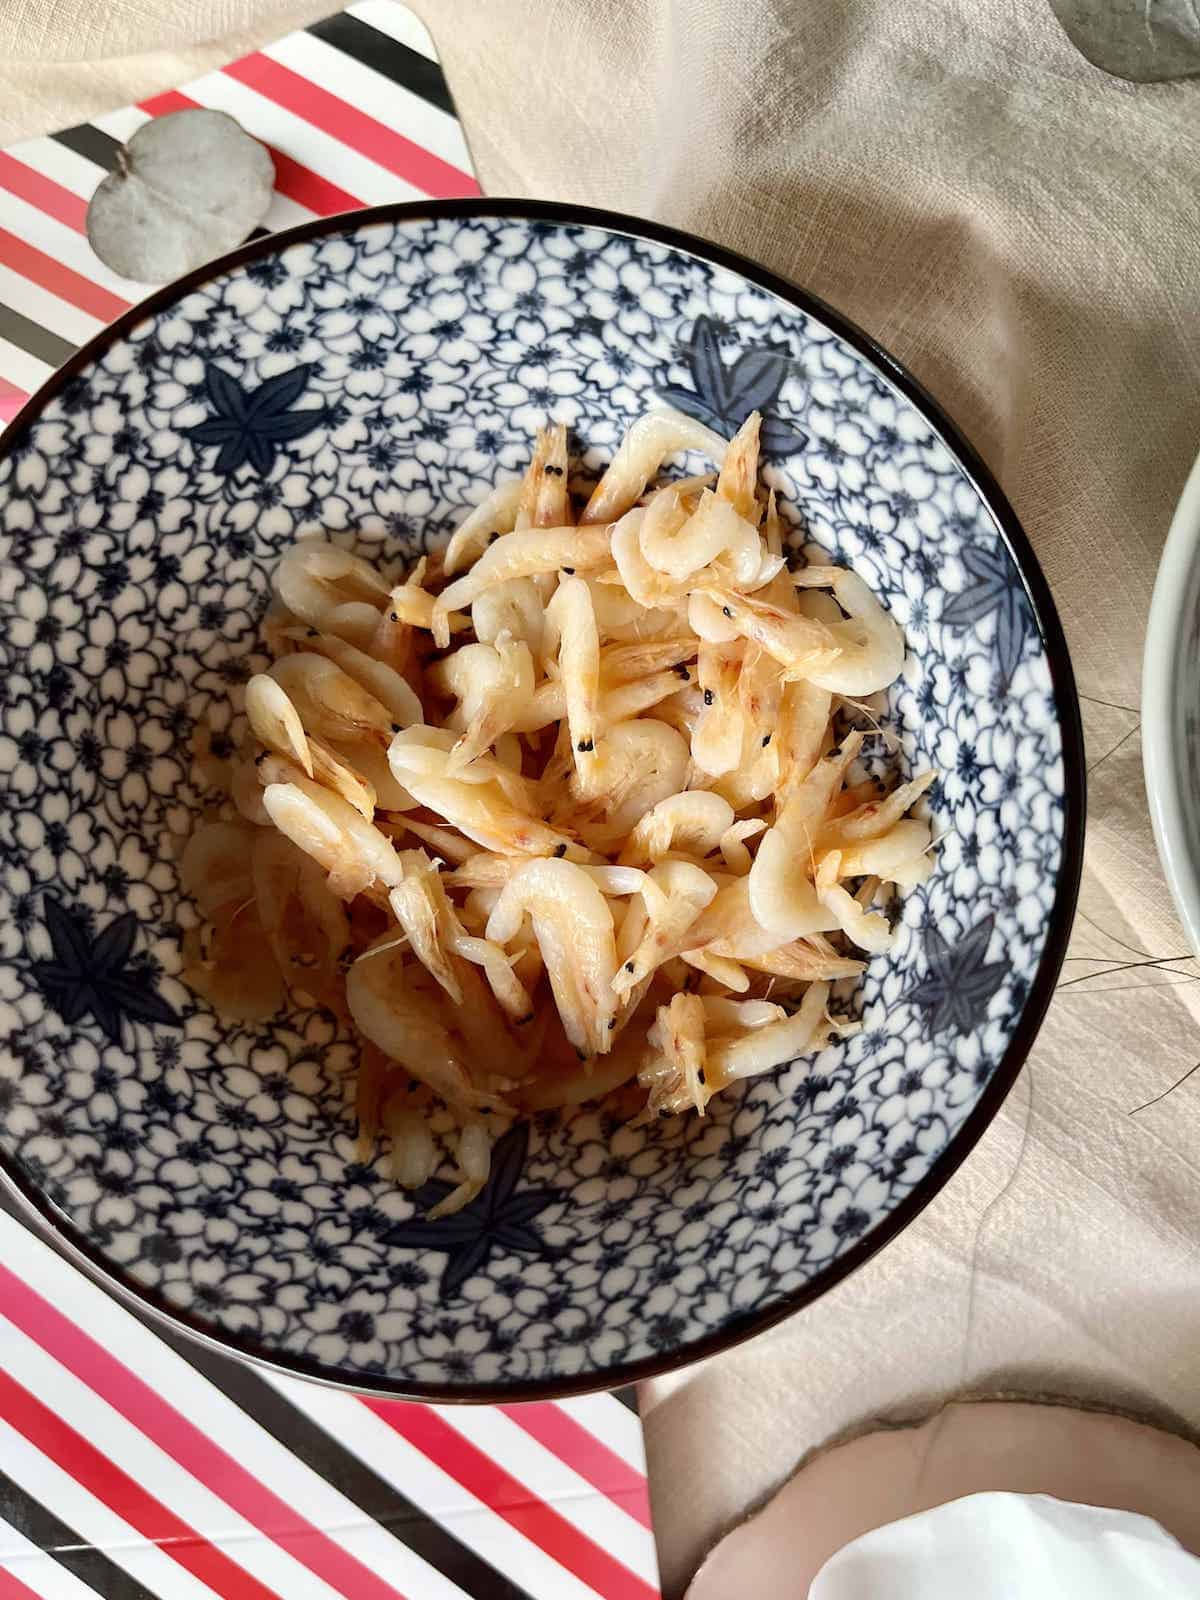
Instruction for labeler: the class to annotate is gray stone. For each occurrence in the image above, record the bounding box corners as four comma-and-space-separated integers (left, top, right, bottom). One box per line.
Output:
1048, 0, 1200, 80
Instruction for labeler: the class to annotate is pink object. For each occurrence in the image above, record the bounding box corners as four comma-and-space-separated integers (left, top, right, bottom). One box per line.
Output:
687, 1400, 1200, 1599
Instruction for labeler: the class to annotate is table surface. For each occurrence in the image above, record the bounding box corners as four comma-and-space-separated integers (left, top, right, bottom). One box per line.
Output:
1, 1, 1200, 1596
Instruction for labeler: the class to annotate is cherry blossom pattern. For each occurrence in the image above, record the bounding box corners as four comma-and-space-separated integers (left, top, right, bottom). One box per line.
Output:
0, 210, 1076, 1394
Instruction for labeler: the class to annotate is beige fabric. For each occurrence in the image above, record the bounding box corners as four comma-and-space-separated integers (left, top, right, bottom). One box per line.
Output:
2, 1, 1200, 1595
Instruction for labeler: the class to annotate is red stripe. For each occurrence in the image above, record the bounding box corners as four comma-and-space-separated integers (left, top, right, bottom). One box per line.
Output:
224, 54, 480, 199
139, 89, 362, 216
139, 88, 200, 116
0, 1568, 44, 1600
0, 1266, 410, 1600
0, 154, 88, 232
0, 380, 27, 422
363, 1400, 658, 1600
498, 1403, 653, 1530
0, 228, 127, 321
0, 1370, 281, 1600
267, 149, 362, 217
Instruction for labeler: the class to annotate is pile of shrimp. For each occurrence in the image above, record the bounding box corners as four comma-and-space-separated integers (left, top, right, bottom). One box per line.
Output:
179, 407, 935, 1217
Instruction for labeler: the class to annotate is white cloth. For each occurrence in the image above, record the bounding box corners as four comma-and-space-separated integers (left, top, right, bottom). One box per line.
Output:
811, 1494, 1200, 1599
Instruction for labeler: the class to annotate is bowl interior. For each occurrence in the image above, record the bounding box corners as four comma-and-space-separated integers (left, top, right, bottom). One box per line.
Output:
0, 207, 1079, 1395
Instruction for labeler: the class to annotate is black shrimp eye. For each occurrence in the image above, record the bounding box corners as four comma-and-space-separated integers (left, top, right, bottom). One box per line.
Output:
703, 688, 714, 706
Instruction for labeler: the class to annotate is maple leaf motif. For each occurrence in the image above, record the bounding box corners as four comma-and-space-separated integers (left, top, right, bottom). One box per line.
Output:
940, 545, 1031, 688
381, 1122, 558, 1299
905, 912, 1008, 1038
184, 362, 321, 476
658, 314, 809, 457
29, 897, 180, 1046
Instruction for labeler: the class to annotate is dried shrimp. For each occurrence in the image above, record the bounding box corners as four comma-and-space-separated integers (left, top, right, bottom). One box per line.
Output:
181, 408, 934, 1214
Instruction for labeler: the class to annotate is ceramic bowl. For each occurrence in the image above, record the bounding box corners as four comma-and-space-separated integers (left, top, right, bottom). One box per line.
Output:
0, 201, 1084, 1398
1143, 449, 1200, 953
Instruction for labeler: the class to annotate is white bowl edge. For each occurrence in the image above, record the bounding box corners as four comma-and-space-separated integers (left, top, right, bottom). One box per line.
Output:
1142, 446, 1200, 955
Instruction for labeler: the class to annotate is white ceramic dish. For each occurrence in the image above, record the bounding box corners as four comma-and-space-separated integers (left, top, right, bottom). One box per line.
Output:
1143, 449, 1200, 953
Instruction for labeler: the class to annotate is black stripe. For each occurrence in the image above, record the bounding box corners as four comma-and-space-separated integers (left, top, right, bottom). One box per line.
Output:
307, 13, 457, 117
152, 1328, 534, 1600
247, 227, 271, 241
0, 302, 77, 369
613, 1385, 641, 1414
51, 124, 124, 172
0, 1463, 159, 1600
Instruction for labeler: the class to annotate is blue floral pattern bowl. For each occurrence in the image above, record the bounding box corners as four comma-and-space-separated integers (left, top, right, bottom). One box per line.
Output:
0, 202, 1084, 1398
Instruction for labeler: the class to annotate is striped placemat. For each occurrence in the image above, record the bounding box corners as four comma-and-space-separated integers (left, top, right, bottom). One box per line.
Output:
0, 8, 663, 1598
0, 0, 480, 420
0, 1207, 660, 1600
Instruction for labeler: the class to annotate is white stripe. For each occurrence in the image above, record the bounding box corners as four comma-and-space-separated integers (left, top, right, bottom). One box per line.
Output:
271, 1376, 609, 1600
0, 262, 104, 348
0, 1312, 346, 1600
433, 1405, 660, 1586
7, 137, 107, 199
0, 1418, 224, 1600
0, 189, 151, 302
0, 1511, 101, 1600
265, 32, 473, 174
0, 1213, 472, 1600
555, 1395, 650, 1474
183, 69, 424, 206
0, 334, 54, 394
258, 190, 319, 233
348, 0, 441, 62
90, 106, 150, 144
